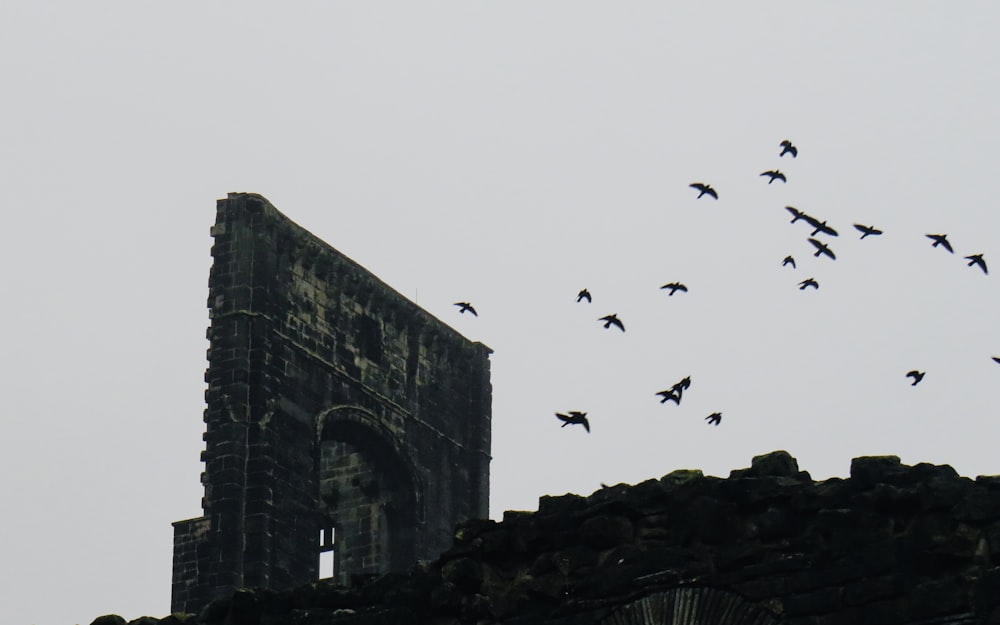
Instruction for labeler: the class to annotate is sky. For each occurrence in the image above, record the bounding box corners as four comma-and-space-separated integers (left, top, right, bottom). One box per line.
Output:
2, 2, 999, 623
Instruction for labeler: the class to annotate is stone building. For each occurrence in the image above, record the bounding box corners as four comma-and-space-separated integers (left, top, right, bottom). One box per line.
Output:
171, 193, 493, 614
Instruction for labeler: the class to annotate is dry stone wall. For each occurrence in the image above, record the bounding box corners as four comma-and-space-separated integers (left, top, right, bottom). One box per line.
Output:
121, 451, 1000, 624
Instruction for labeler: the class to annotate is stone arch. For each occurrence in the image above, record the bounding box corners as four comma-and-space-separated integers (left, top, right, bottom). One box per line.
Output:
601, 587, 782, 625
315, 406, 423, 583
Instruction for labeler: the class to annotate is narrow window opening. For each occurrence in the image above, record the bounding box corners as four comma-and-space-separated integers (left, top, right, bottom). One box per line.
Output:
318, 526, 337, 580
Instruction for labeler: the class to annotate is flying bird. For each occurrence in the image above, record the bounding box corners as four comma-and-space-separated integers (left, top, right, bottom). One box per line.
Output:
705, 412, 722, 426
599, 314, 625, 332
555, 411, 590, 432
690, 183, 718, 199
782, 255, 796, 268
658, 376, 692, 404
784, 206, 806, 224
779, 140, 798, 158
906, 370, 925, 386
454, 302, 477, 316
655, 390, 681, 405
802, 214, 839, 237
577, 288, 592, 303
808, 238, 836, 260
965, 254, 988, 274
760, 170, 787, 184
660, 282, 688, 296
799, 278, 819, 290
854, 224, 883, 239
926, 234, 954, 253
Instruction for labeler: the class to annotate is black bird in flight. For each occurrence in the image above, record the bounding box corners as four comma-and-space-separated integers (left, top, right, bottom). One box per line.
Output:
555, 411, 590, 432
808, 238, 836, 260
799, 278, 819, 290
760, 170, 787, 184
690, 182, 718, 199
454, 302, 478, 316
782, 255, 796, 268
779, 140, 798, 158
658, 376, 692, 404
965, 254, 988, 274
854, 224, 883, 239
926, 233, 954, 253
660, 282, 688, 296
785, 206, 805, 223
802, 214, 839, 237
599, 314, 625, 332
577, 288, 592, 303
705, 412, 722, 426
906, 370, 925, 386
655, 389, 681, 405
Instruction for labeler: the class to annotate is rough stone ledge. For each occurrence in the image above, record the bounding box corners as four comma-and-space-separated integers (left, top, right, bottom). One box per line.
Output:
91, 451, 1000, 625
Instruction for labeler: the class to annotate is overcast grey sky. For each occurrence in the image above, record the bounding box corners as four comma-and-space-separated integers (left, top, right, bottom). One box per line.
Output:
3, 3, 1000, 624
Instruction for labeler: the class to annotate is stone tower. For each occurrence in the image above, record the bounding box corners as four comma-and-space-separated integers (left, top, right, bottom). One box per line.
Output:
171, 193, 492, 614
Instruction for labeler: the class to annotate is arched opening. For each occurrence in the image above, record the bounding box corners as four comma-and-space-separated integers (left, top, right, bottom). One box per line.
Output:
316, 407, 421, 584
601, 587, 781, 625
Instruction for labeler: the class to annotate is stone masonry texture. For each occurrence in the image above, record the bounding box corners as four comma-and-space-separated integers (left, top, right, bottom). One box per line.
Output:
98, 450, 1000, 625
171, 193, 493, 614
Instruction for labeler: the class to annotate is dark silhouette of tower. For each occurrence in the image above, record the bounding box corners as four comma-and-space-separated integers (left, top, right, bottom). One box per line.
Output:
171, 194, 492, 613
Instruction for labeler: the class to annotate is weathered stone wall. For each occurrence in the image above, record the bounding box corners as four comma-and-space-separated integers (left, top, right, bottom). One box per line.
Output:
144, 452, 1000, 625
171, 193, 492, 614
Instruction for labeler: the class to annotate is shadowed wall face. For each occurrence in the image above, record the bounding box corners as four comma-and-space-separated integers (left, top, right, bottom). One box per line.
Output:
171, 193, 492, 614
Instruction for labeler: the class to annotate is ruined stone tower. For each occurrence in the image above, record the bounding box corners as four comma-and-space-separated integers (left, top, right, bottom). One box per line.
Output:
171, 193, 492, 614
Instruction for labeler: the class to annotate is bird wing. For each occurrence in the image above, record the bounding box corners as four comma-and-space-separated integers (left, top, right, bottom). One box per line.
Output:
801, 213, 821, 228
659, 390, 680, 404
809, 239, 835, 259
784, 206, 802, 221
555, 412, 571, 423
968, 255, 988, 273
927, 234, 954, 252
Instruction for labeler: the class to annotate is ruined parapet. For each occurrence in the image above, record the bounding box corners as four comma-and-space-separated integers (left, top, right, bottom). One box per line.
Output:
101, 452, 1000, 624
171, 193, 492, 614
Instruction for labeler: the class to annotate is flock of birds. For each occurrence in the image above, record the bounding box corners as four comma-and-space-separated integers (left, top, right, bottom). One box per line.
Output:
452, 139, 996, 434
